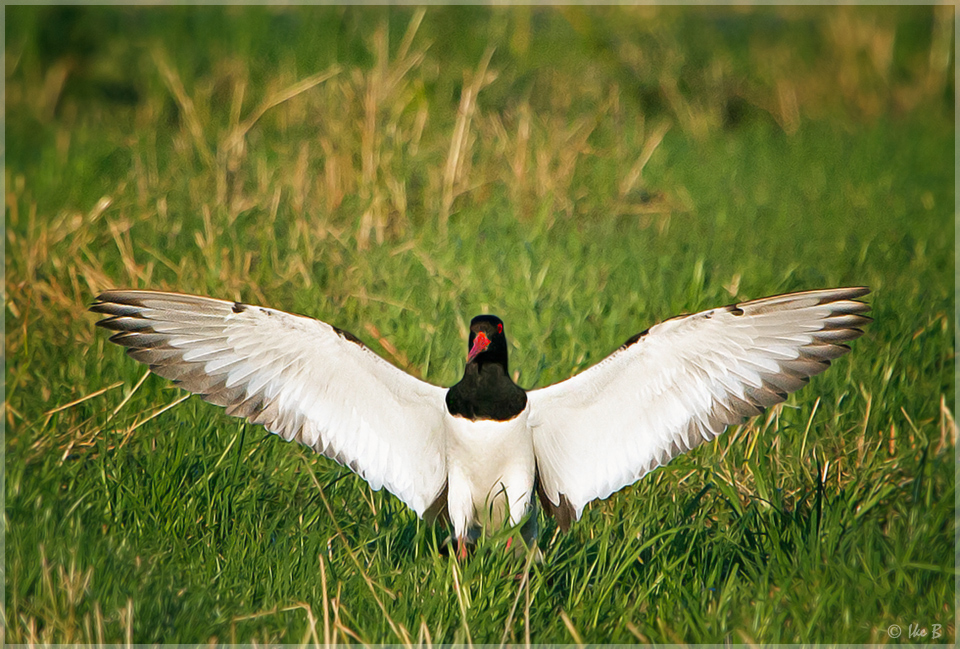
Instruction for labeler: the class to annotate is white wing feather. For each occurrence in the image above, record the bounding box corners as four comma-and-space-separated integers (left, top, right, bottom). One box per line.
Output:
528, 287, 870, 521
92, 290, 448, 516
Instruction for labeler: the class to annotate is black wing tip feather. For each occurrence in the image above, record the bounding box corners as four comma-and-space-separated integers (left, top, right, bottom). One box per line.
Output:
785, 285, 871, 304
423, 482, 450, 525
534, 465, 576, 532
735, 285, 871, 311
618, 286, 871, 353
620, 327, 651, 350
706, 286, 871, 436
825, 286, 871, 302
332, 324, 366, 347
91, 291, 171, 335
91, 289, 148, 309
91, 299, 146, 321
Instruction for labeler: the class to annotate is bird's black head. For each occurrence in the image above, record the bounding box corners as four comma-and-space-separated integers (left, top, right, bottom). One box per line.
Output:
467, 315, 509, 370
446, 314, 525, 421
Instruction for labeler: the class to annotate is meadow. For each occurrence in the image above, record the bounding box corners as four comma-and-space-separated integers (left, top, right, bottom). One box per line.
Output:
5, 6, 955, 644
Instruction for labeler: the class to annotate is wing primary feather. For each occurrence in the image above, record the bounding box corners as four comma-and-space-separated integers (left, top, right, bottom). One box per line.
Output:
800, 343, 851, 361
821, 314, 873, 329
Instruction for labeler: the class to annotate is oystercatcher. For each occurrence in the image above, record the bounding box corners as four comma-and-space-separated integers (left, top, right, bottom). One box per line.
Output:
91, 287, 870, 555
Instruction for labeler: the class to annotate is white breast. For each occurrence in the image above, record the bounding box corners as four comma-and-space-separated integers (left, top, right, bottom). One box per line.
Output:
444, 409, 535, 538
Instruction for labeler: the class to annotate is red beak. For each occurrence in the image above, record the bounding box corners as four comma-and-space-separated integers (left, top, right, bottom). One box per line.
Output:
467, 331, 491, 362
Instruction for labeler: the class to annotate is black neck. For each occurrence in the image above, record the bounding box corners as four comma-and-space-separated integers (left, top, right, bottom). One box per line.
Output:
446, 361, 527, 421
475, 347, 509, 375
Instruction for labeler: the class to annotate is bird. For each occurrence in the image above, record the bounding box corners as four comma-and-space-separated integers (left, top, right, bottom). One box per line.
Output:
91, 286, 870, 556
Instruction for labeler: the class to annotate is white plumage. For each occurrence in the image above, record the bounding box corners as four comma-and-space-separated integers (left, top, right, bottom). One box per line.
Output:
91, 286, 870, 545
527, 289, 869, 520
93, 292, 448, 516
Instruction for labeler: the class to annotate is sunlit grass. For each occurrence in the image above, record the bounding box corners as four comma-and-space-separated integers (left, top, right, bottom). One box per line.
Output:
5, 5, 955, 644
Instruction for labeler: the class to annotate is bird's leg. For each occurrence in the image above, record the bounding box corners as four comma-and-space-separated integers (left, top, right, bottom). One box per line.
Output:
457, 536, 469, 560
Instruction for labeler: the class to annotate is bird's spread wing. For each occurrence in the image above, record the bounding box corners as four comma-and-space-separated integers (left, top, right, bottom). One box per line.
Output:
92, 290, 449, 516
528, 287, 870, 526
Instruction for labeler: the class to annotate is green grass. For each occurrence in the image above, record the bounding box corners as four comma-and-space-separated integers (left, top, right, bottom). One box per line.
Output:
5, 5, 955, 644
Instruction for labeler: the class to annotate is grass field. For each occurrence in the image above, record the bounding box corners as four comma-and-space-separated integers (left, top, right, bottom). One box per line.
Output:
5, 5, 956, 644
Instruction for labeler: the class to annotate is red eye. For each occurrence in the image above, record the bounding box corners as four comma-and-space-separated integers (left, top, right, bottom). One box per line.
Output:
497, 323, 503, 333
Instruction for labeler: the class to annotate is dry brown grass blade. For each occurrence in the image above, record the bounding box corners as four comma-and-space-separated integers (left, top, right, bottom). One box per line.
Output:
320, 554, 332, 648
76, 248, 114, 298
123, 597, 133, 647
43, 380, 124, 426
108, 369, 152, 423
626, 621, 649, 642
396, 8, 427, 65
39, 59, 71, 122
498, 543, 539, 647
119, 393, 191, 448
153, 49, 215, 168
331, 593, 364, 644
737, 627, 761, 647
303, 460, 413, 648
108, 217, 151, 287
358, 26, 388, 249
354, 13, 430, 248
560, 609, 585, 646
10, 547, 104, 643
619, 121, 671, 198
226, 65, 342, 155
857, 388, 872, 466
440, 45, 496, 236
231, 605, 280, 622
799, 396, 821, 460
777, 79, 801, 135
938, 394, 955, 454
510, 102, 532, 201
282, 602, 321, 646
362, 322, 414, 374
385, 47, 428, 100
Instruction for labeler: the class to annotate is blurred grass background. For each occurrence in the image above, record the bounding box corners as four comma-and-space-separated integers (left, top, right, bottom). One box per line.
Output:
4, 5, 955, 644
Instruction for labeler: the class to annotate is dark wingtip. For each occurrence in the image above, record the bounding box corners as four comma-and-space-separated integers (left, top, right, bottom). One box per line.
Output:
89, 289, 149, 314
552, 493, 575, 532
89, 294, 109, 312
535, 467, 576, 532
332, 325, 365, 347
423, 481, 450, 525
621, 327, 651, 350
90, 302, 115, 316
822, 286, 871, 303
